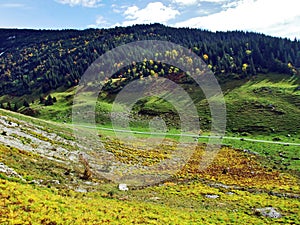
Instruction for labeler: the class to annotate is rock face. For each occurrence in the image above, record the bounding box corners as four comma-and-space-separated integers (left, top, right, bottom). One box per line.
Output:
0, 162, 24, 180
255, 207, 282, 218
0, 116, 87, 163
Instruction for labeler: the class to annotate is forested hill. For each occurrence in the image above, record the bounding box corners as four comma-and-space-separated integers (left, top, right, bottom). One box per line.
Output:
0, 23, 299, 96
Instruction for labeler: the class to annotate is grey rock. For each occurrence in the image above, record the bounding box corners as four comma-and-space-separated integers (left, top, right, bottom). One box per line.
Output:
75, 187, 87, 193
255, 207, 282, 218
0, 162, 24, 180
118, 183, 129, 191
50, 180, 60, 185
211, 183, 230, 189
243, 149, 259, 155
30, 179, 43, 185
205, 194, 219, 199
149, 197, 161, 201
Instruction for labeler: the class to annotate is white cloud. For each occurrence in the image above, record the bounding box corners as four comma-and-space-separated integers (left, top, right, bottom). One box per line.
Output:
111, 4, 122, 13
171, 0, 230, 6
87, 15, 110, 28
0, 3, 25, 8
121, 2, 180, 26
221, 0, 242, 9
56, 0, 103, 8
175, 0, 300, 39
171, 0, 198, 6
198, 0, 229, 2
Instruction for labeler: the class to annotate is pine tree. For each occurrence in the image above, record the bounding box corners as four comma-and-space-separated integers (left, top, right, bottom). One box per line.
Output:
13, 104, 18, 112
7, 102, 11, 111
39, 96, 45, 104
23, 100, 30, 108
45, 95, 53, 106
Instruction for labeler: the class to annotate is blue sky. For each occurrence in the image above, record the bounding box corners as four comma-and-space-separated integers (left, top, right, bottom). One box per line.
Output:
0, 0, 299, 39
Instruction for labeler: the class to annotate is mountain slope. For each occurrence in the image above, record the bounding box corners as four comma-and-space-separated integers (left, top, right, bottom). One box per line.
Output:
1, 24, 300, 224
0, 24, 299, 97
0, 108, 299, 224
1, 24, 300, 137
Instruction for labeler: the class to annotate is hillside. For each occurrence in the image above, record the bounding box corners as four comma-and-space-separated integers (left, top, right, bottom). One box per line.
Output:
0, 24, 300, 136
0, 109, 299, 224
0, 24, 299, 98
1, 72, 297, 137
0, 24, 299, 223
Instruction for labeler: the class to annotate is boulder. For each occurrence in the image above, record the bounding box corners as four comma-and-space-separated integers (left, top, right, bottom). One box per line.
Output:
118, 183, 129, 191
75, 187, 87, 193
255, 207, 282, 218
205, 194, 219, 199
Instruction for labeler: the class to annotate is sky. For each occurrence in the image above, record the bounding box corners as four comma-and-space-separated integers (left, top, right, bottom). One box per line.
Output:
0, 0, 299, 39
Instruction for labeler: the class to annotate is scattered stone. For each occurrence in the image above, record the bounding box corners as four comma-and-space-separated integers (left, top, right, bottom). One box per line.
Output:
50, 180, 60, 185
205, 194, 219, 199
243, 149, 259, 155
29, 179, 43, 185
118, 183, 129, 191
211, 183, 230, 189
83, 181, 98, 186
255, 207, 282, 219
226, 192, 234, 195
75, 187, 87, 193
149, 197, 161, 201
279, 153, 288, 158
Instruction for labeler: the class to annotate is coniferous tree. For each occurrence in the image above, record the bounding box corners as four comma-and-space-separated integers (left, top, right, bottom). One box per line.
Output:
39, 96, 45, 104
13, 103, 18, 112
7, 102, 11, 111
45, 95, 53, 106
23, 100, 30, 108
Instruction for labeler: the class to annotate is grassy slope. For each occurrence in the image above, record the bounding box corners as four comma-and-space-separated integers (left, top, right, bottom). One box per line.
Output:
12, 73, 297, 134
225, 73, 300, 135
0, 109, 299, 224
1, 178, 299, 225
1, 73, 299, 172
2, 73, 298, 174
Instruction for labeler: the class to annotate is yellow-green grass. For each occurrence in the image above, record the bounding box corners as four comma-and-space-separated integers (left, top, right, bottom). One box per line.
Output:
0, 109, 299, 224
1, 177, 299, 225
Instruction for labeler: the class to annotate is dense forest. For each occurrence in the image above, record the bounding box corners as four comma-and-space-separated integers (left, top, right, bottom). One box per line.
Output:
0, 23, 299, 97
